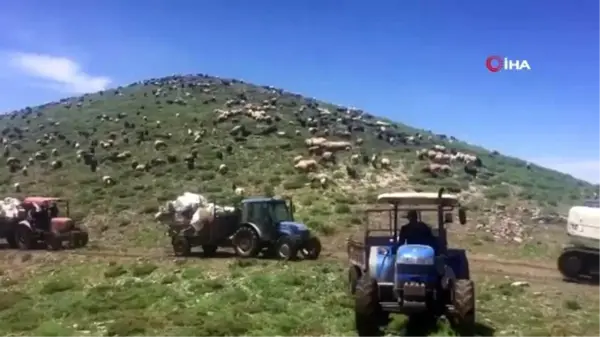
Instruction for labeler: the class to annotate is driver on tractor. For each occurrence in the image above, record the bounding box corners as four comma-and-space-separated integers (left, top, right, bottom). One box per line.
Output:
30, 203, 52, 232
398, 210, 437, 250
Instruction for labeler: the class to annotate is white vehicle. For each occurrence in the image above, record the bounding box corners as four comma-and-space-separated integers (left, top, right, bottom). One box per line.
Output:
557, 202, 600, 280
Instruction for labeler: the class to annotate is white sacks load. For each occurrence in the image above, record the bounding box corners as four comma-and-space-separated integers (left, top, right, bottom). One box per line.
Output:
154, 192, 237, 232
0, 197, 25, 220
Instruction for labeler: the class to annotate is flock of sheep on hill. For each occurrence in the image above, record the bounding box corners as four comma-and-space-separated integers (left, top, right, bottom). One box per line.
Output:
0, 74, 515, 196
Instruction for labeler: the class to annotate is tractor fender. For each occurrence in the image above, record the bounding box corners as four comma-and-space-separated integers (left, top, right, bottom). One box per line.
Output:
446, 248, 471, 280
18, 220, 33, 230
239, 222, 266, 241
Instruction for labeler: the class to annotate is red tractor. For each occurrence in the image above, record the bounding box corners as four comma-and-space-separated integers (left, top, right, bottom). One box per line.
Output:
15, 197, 89, 250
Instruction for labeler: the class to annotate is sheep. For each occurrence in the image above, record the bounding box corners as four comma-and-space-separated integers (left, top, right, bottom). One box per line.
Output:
321, 151, 335, 163
380, 157, 391, 169
294, 159, 318, 172
13, 182, 20, 192
34, 151, 47, 160
310, 173, 329, 188
218, 164, 228, 174
102, 175, 115, 186
350, 154, 360, 164
21, 166, 28, 176
135, 164, 147, 172
346, 165, 359, 179
154, 140, 167, 150
293, 155, 304, 164
464, 165, 478, 177
51, 160, 63, 169
234, 187, 245, 196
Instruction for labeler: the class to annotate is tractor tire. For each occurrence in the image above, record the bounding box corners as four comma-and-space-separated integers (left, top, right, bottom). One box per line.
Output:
202, 244, 218, 257
171, 236, 191, 257
15, 226, 34, 250
355, 275, 385, 336
300, 236, 321, 260
5, 232, 18, 249
557, 250, 582, 279
233, 226, 261, 258
45, 232, 62, 251
275, 236, 299, 261
348, 266, 361, 295
77, 231, 89, 248
451, 279, 475, 335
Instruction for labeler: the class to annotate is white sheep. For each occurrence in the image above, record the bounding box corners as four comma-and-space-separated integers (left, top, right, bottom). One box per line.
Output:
294, 159, 318, 172
102, 175, 115, 186
154, 140, 167, 150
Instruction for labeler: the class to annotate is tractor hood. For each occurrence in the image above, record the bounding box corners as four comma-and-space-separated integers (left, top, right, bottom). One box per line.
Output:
396, 244, 435, 265
51, 217, 74, 232
279, 221, 309, 233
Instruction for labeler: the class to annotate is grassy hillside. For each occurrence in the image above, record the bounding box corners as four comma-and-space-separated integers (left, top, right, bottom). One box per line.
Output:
0, 74, 598, 337
0, 74, 594, 217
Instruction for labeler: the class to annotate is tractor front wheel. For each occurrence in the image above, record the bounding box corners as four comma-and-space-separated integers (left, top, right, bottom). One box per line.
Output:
355, 275, 385, 336
450, 279, 476, 335
300, 236, 321, 260
171, 236, 191, 257
275, 236, 299, 261
15, 226, 34, 250
233, 226, 261, 258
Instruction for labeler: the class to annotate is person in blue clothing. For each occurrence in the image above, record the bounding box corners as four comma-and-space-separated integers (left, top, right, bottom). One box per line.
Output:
398, 210, 437, 249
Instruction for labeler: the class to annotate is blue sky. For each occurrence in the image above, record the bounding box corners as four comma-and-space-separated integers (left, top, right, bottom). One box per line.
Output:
0, 1, 598, 183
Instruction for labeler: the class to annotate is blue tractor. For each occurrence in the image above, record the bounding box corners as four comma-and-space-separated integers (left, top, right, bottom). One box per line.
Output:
347, 188, 473, 336
232, 197, 321, 260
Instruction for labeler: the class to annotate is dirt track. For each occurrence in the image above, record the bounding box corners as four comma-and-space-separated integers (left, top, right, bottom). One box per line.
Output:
0, 243, 590, 287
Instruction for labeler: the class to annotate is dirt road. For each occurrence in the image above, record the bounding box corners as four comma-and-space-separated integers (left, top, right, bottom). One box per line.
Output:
0, 243, 590, 287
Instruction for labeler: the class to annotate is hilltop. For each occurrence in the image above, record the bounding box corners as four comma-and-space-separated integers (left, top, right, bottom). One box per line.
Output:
0, 74, 595, 247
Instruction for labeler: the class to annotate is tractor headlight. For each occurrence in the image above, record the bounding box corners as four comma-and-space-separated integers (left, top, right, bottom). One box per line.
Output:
398, 255, 435, 265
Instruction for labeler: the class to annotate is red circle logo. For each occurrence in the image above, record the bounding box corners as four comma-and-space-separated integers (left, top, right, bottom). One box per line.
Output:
486, 56, 503, 72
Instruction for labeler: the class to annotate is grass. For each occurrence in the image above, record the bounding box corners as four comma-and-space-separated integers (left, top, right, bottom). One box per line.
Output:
0, 74, 598, 336
0, 257, 597, 336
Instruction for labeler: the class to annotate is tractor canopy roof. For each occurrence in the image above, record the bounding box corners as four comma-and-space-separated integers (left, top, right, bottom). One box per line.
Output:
241, 197, 285, 203
376, 192, 459, 207
22, 196, 64, 205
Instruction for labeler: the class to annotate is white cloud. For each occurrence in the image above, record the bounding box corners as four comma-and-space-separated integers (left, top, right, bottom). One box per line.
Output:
531, 157, 600, 184
6, 52, 111, 94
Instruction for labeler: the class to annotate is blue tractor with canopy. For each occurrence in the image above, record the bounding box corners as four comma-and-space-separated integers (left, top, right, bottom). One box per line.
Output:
346, 188, 473, 336
232, 197, 321, 261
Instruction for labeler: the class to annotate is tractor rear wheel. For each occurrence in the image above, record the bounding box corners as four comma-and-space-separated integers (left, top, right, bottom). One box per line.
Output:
202, 244, 218, 257
171, 236, 191, 257
15, 226, 34, 250
45, 232, 62, 251
451, 279, 475, 335
355, 275, 385, 336
300, 236, 321, 260
233, 226, 261, 258
275, 236, 299, 261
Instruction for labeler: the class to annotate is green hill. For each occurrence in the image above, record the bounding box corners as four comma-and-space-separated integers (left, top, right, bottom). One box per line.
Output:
0, 74, 598, 336
0, 74, 595, 246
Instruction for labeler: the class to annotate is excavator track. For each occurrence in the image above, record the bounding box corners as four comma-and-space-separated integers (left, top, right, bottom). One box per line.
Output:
557, 246, 599, 282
